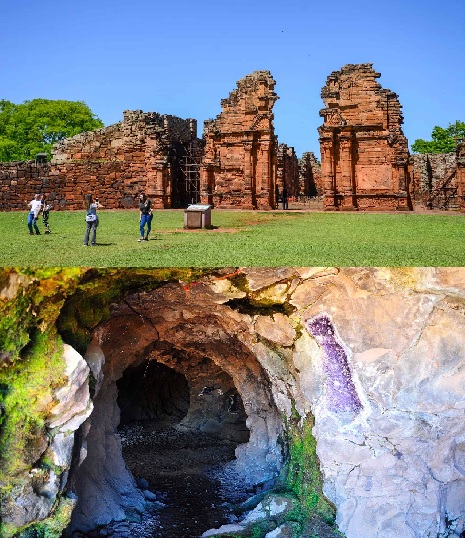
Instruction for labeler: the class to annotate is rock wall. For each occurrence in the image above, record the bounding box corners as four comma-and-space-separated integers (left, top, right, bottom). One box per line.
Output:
0, 342, 93, 532
200, 71, 279, 209
2, 268, 465, 537
291, 267, 465, 537
318, 64, 412, 211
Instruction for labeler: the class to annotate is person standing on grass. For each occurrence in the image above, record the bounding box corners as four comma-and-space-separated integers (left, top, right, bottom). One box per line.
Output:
41, 194, 51, 234
83, 194, 101, 246
138, 192, 153, 241
26, 194, 42, 235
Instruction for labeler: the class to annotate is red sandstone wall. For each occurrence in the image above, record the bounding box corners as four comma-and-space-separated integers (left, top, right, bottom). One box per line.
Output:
0, 111, 198, 211
409, 153, 457, 207
456, 142, 465, 212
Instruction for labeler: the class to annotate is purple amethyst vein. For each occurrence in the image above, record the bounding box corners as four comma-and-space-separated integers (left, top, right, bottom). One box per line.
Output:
305, 314, 362, 413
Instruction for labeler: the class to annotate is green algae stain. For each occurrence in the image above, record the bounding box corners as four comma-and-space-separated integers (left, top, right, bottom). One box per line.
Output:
0, 329, 66, 484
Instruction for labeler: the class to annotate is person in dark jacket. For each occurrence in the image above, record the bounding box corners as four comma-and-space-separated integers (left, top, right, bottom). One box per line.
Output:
138, 192, 153, 241
41, 194, 51, 234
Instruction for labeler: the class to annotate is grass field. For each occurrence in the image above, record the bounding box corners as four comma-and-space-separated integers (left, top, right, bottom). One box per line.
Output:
1, 209, 464, 267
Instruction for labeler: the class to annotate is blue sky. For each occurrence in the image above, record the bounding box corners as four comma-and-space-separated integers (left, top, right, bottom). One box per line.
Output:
1, 0, 464, 157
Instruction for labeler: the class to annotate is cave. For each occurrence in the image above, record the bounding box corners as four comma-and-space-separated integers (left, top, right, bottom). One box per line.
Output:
66, 282, 285, 537
113, 356, 252, 537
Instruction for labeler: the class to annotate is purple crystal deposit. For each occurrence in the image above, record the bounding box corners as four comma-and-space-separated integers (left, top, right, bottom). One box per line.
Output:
306, 314, 362, 413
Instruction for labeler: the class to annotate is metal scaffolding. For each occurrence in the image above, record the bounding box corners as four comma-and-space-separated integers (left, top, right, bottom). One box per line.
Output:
181, 142, 202, 206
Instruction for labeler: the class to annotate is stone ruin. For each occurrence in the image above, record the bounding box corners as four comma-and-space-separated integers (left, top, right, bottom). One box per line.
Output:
0, 111, 201, 211
318, 63, 412, 211
1, 65, 464, 213
200, 71, 279, 209
409, 152, 458, 209
457, 140, 465, 209
52, 110, 200, 209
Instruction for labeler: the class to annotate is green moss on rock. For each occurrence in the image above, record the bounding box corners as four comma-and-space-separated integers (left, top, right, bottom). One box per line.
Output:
273, 410, 344, 538
10, 496, 76, 538
0, 328, 65, 493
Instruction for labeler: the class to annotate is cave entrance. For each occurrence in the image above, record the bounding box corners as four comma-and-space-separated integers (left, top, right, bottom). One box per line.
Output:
68, 283, 284, 537
116, 355, 252, 537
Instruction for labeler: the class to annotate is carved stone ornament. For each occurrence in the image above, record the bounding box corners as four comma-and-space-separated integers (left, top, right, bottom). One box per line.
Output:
249, 114, 268, 131
325, 109, 347, 127
387, 129, 400, 147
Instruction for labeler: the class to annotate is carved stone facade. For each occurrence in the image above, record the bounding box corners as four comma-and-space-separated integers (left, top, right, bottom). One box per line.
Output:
300, 152, 322, 196
0, 111, 199, 211
318, 64, 412, 211
200, 71, 279, 209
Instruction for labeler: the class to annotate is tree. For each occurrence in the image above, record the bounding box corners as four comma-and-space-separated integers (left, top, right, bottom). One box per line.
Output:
0, 99, 104, 162
411, 120, 465, 154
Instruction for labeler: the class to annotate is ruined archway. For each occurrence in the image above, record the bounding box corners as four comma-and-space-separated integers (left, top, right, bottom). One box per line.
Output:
67, 281, 285, 535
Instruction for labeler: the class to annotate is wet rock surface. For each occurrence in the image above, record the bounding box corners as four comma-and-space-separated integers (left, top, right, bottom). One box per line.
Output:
78, 420, 253, 538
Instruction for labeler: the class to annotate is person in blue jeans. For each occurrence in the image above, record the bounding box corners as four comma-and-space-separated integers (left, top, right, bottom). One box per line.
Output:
138, 192, 153, 241
27, 193, 42, 235
83, 194, 101, 246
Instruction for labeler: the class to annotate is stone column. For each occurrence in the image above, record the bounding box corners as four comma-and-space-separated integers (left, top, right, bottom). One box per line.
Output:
395, 158, 410, 211
241, 138, 254, 209
320, 138, 336, 210
151, 160, 167, 208
243, 139, 253, 193
271, 144, 278, 208
258, 140, 271, 209
200, 164, 214, 206
200, 164, 209, 205
339, 134, 356, 210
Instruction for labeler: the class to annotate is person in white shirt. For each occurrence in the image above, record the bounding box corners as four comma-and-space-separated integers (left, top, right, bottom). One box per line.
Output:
83, 193, 101, 246
27, 194, 42, 235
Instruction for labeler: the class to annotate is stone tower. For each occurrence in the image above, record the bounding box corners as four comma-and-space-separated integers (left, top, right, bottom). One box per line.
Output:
318, 63, 411, 211
201, 71, 279, 209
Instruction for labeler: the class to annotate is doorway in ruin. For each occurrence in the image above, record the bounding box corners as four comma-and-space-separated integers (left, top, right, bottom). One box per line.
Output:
170, 142, 202, 207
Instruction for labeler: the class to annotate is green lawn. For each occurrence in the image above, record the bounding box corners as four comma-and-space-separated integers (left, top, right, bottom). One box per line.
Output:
1, 209, 465, 267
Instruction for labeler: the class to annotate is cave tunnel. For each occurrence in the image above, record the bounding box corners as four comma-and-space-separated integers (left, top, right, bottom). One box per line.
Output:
114, 354, 252, 537
67, 282, 284, 537
117, 360, 190, 428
